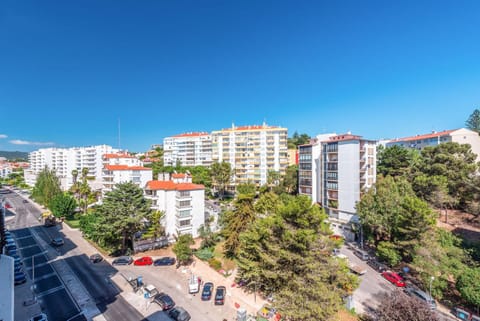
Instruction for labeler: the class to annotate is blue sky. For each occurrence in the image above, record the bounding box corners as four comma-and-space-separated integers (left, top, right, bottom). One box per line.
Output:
1, 0, 479, 152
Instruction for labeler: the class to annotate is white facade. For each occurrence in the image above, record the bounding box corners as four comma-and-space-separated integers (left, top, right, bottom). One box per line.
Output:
0, 163, 12, 178
163, 133, 212, 167
0, 254, 14, 321
299, 133, 376, 240
145, 175, 204, 239
102, 153, 152, 194
386, 128, 480, 161
27, 145, 118, 191
211, 123, 288, 186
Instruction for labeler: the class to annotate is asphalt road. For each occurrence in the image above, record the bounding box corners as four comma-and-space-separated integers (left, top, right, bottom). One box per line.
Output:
5, 189, 143, 321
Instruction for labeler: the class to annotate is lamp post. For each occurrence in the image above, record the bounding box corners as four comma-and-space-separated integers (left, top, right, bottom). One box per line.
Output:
429, 276, 435, 299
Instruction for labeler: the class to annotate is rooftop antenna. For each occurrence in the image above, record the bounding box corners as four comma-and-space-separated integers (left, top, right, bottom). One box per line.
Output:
118, 117, 121, 149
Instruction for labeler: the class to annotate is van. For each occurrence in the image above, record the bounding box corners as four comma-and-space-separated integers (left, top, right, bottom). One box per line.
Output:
353, 249, 369, 261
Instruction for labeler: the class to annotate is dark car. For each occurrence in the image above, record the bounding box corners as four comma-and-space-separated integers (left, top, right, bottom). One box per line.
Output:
153, 257, 176, 266
168, 307, 191, 321
51, 238, 64, 247
112, 256, 133, 265
153, 292, 175, 310
89, 253, 103, 263
201, 282, 214, 301
214, 286, 226, 305
367, 259, 387, 273
14, 271, 27, 285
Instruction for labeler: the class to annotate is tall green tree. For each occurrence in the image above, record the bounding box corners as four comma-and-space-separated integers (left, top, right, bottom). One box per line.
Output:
466, 109, 480, 133
377, 145, 417, 177
223, 183, 256, 257
49, 193, 77, 218
288, 132, 311, 149
211, 161, 232, 199
456, 267, 480, 310
254, 191, 280, 216
173, 234, 195, 265
282, 164, 298, 194
32, 167, 62, 207
237, 195, 356, 321
143, 210, 165, 239
94, 182, 153, 252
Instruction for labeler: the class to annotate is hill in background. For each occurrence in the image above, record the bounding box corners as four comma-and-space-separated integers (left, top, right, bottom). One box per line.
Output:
0, 150, 29, 160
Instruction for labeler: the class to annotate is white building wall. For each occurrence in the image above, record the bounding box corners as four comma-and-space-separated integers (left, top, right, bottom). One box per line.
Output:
190, 189, 205, 238
451, 128, 480, 162
0, 255, 14, 321
337, 141, 360, 222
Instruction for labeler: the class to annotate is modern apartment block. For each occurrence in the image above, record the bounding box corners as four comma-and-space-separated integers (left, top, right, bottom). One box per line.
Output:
102, 153, 152, 194
26, 145, 118, 190
386, 128, 480, 161
163, 132, 212, 167
211, 123, 288, 186
299, 133, 376, 240
144, 173, 204, 239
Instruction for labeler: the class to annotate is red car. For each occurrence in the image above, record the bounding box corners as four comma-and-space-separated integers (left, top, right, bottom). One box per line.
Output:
382, 271, 406, 287
134, 256, 153, 266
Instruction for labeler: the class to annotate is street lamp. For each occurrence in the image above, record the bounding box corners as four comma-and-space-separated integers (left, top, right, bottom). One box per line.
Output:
429, 276, 435, 299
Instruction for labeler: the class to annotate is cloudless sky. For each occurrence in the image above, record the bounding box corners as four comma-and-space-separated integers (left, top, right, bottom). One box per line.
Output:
1, 0, 480, 152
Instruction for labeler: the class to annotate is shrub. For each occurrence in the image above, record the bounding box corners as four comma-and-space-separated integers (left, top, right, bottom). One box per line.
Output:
208, 258, 222, 270
195, 247, 214, 261
377, 241, 401, 266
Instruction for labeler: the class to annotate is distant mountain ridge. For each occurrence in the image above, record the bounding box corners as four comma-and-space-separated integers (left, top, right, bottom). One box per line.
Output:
0, 151, 29, 160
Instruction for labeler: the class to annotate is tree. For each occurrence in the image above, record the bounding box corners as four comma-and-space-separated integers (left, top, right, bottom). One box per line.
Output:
197, 223, 217, 249
371, 290, 439, 321
143, 210, 165, 239
466, 109, 480, 133
94, 182, 153, 253
456, 267, 480, 310
288, 131, 310, 149
267, 170, 281, 191
49, 193, 77, 219
32, 167, 62, 207
223, 183, 256, 257
237, 195, 357, 321
211, 161, 232, 199
254, 192, 280, 216
377, 145, 417, 177
281, 165, 298, 195
173, 234, 194, 265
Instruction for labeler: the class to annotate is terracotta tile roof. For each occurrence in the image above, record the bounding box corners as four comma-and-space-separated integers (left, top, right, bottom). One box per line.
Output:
103, 153, 135, 159
218, 125, 284, 131
146, 180, 204, 191
328, 134, 363, 142
172, 132, 210, 138
104, 165, 151, 171
389, 129, 457, 143
172, 173, 191, 178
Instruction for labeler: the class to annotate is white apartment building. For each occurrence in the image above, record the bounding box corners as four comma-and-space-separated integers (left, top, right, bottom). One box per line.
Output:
102, 153, 152, 194
386, 128, 480, 161
0, 163, 12, 179
26, 145, 118, 191
163, 132, 212, 167
299, 133, 376, 240
144, 174, 204, 239
211, 123, 288, 186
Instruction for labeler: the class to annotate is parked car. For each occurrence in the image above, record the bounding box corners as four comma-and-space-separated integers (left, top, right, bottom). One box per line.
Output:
201, 282, 214, 301
134, 256, 153, 266
28, 313, 48, 321
14, 271, 27, 285
153, 257, 176, 266
112, 256, 133, 265
168, 307, 191, 321
214, 286, 226, 305
153, 292, 175, 310
89, 253, 103, 263
51, 237, 64, 247
367, 259, 387, 273
405, 286, 436, 310
381, 271, 406, 287
353, 248, 370, 261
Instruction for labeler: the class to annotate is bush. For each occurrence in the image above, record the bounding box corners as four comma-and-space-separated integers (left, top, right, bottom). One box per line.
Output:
195, 247, 214, 261
208, 258, 222, 270
377, 241, 401, 266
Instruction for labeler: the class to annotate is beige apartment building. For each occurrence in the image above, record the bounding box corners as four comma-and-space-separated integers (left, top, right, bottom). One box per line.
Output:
163, 132, 212, 167
211, 123, 288, 186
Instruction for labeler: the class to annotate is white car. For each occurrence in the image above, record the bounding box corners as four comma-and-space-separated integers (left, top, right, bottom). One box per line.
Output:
29, 313, 48, 321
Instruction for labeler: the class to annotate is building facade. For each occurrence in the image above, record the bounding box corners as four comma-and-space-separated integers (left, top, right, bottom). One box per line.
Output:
163, 132, 212, 167
211, 123, 288, 186
26, 145, 118, 191
299, 133, 377, 240
102, 153, 152, 194
144, 174, 204, 239
386, 128, 480, 161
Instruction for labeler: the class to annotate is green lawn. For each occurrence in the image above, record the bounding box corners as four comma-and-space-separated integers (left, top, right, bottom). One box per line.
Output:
65, 219, 80, 229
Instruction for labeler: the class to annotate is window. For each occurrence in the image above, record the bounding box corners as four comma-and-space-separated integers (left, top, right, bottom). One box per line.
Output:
178, 210, 191, 218
178, 200, 191, 207
178, 191, 190, 197
179, 219, 191, 227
